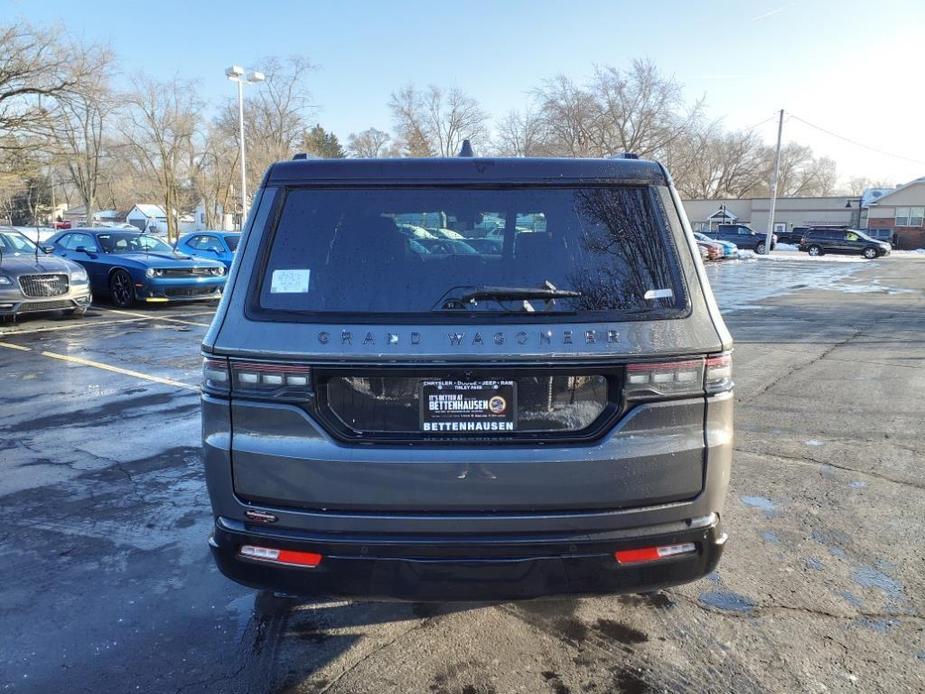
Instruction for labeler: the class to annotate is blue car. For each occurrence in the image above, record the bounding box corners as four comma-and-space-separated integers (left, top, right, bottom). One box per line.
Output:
47, 228, 227, 307
174, 231, 241, 269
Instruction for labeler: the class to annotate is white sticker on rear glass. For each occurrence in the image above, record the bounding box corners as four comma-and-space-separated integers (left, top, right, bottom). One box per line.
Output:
644, 288, 674, 300
270, 269, 311, 293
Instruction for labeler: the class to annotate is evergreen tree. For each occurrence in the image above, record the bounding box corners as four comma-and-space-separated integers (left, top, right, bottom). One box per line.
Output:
302, 124, 346, 158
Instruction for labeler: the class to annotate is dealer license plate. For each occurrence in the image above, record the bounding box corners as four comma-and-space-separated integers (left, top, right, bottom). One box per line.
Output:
420, 380, 517, 434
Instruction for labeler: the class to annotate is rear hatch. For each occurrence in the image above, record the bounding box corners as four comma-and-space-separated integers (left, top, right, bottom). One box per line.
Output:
209, 179, 726, 513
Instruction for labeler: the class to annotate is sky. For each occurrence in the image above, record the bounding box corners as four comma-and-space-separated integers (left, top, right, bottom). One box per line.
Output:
4, 0, 925, 185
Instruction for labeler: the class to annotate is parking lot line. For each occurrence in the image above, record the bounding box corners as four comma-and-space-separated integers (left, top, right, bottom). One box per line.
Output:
98, 308, 212, 328
0, 341, 31, 351
39, 350, 199, 391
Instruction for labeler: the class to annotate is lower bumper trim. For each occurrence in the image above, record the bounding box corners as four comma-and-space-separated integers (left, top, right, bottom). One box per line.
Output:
209, 516, 725, 601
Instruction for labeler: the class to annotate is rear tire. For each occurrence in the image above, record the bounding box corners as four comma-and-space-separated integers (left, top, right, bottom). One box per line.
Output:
863, 247, 877, 259
109, 269, 135, 308
808, 245, 823, 257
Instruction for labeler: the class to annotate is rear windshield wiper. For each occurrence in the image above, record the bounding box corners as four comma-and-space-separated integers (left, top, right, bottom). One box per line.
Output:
435, 283, 581, 312
456, 286, 581, 303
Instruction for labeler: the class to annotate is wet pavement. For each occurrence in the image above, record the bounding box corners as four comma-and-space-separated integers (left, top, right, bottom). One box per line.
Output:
2, 255, 924, 693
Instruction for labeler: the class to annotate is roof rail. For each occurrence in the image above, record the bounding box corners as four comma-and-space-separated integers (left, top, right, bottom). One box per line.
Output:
292, 152, 322, 160
458, 140, 474, 157
607, 152, 639, 160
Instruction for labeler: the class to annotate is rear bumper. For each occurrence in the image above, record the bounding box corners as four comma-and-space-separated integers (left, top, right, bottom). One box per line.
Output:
209, 514, 726, 601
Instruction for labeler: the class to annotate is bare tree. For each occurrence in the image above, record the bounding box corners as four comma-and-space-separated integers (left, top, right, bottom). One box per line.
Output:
52, 51, 116, 224
245, 56, 316, 184
120, 75, 202, 242
840, 176, 895, 196
494, 108, 547, 157
589, 61, 704, 157
347, 128, 391, 158
389, 85, 489, 156
0, 21, 107, 147
531, 75, 599, 157
530, 60, 703, 159
190, 122, 238, 229
667, 124, 769, 199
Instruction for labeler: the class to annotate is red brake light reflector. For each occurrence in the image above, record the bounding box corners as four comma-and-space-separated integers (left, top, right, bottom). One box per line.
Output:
614, 542, 696, 565
239, 545, 322, 567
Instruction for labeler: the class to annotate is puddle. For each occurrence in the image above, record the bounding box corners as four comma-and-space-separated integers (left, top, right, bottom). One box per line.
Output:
760, 530, 780, 545
811, 529, 850, 559
849, 480, 867, 489
698, 590, 756, 613
854, 617, 899, 633
838, 590, 864, 609
740, 495, 778, 517
853, 565, 903, 600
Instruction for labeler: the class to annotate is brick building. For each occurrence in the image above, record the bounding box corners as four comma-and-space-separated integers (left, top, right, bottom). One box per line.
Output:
866, 178, 925, 250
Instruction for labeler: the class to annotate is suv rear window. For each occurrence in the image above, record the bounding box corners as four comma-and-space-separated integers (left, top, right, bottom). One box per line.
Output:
256, 186, 686, 321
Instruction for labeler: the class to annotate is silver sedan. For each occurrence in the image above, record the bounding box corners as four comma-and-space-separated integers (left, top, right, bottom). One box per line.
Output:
0, 228, 92, 321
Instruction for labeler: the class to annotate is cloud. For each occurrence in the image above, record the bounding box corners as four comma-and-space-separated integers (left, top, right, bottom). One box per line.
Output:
751, 4, 791, 21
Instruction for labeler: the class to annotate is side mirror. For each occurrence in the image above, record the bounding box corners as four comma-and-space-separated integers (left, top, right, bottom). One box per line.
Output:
75, 246, 89, 254
41, 245, 55, 253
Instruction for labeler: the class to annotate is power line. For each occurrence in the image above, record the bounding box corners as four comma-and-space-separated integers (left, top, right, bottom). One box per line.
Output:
787, 113, 925, 166
743, 113, 780, 132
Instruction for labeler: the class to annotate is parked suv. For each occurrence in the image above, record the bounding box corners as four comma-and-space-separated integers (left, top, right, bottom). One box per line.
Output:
201, 154, 734, 601
798, 228, 891, 259
703, 224, 775, 254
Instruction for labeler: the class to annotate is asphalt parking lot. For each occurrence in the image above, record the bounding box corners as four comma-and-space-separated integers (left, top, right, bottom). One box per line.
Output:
1, 254, 924, 693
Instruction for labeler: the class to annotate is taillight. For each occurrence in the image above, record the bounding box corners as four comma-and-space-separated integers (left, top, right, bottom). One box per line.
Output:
624, 352, 733, 399
202, 357, 230, 394
239, 545, 322, 568
614, 542, 696, 565
625, 359, 705, 398
705, 352, 733, 393
201, 356, 314, 400
229, 360, 313, 400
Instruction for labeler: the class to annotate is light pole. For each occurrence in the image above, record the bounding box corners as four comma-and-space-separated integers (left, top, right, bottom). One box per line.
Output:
225, 65, 265, 228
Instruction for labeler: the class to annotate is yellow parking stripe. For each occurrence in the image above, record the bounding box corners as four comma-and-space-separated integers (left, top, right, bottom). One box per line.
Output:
0, 341, 31, 351
39, 350, 199, 391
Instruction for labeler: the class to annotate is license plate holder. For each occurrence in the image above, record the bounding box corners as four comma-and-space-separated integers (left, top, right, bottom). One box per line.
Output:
420, 380, 517, 434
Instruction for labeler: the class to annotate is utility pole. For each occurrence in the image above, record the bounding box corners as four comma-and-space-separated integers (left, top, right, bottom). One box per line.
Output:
225, 65, 265, 229
235, 76, 246, 226
764, 109, 784, 255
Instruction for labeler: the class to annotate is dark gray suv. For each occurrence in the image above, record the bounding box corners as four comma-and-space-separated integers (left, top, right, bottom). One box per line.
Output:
201, 155, 734, 601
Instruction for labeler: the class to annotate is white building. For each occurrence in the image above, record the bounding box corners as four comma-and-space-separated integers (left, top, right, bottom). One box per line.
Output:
193, 200, 235, 231
126, 204, 168, 233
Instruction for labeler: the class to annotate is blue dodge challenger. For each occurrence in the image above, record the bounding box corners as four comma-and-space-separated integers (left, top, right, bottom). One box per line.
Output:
48, 228, 227, 307
174, 231, 241, 270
